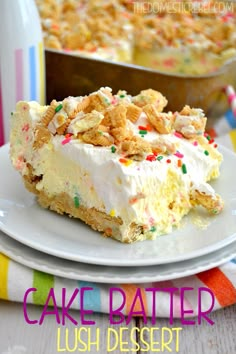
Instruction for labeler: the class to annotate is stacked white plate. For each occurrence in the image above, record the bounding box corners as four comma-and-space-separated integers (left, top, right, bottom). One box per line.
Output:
0, 144, 236, 283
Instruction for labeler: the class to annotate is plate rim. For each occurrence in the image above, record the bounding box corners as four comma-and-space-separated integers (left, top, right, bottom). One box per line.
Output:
1, 143, 236, 267
0, 230, 236, 283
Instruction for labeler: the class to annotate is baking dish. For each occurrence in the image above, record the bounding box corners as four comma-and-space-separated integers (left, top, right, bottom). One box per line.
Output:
45, 49, 236, 117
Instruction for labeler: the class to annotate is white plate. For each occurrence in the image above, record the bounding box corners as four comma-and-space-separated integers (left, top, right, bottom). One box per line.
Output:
0, 144, 236, 266
0, 230, 236, 283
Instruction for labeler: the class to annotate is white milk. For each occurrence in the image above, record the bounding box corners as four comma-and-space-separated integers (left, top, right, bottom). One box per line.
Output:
0, 0, 45, 146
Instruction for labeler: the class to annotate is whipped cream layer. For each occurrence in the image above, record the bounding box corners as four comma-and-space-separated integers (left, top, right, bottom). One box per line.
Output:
10, 94, 223, 242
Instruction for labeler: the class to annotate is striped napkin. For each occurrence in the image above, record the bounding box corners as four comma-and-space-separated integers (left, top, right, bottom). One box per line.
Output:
0, 111, 236, 317
0, 253, 236, 317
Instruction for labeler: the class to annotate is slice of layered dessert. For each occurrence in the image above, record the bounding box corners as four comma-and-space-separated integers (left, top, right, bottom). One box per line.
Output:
10, 88, 224, 243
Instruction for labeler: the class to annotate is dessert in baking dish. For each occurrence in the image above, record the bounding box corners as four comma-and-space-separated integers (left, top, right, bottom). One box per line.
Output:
10, 88, 224, 243
133, 7, 236, 74
36, 0, 236, 74
37, 0, 134, 63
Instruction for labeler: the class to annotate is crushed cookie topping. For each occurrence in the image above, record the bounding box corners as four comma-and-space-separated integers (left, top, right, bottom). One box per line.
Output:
37, 87, 209, 161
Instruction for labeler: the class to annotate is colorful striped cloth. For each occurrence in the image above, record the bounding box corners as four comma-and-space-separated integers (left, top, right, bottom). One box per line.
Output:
0, 254, 236, 317
0, 112, 236, 317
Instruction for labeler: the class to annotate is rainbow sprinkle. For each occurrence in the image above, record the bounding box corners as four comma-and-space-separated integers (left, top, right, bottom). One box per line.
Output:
125, 160, 133, 166
138, 125, 152, 132
111, 146, 116, 153
182, 163, 187, 174
150, 226, 156, 232
119, 158, 132, 166
55, 103, 63, 113
193, 141, 198, 146
110, 209, 116, 217
88, 46, 97, 53
138, 125, 147, 131
204, 150, 209, 156
129, 197, 138, 205
62, 137, 71, 145
146, 154, 156, 162
157, 156, 163, 161
146, 124, 152, 132
139, 130, 147, 135
52, 23, 59, 30
111, 98, 117, 105
174, 151, 184, 158
174, 131, 183, 138
22, 123, 29, 132
74, 196, 80, 208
